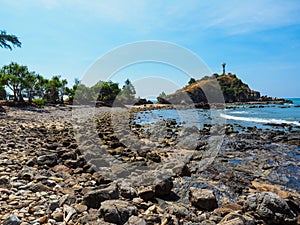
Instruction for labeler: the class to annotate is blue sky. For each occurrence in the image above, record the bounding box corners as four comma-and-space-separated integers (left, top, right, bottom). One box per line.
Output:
1, 0, 300, 98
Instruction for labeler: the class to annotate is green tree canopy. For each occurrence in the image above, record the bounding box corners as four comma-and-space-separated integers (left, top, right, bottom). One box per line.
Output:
120, 79, 136, 99
188, 78, 197, 85
0, 62, 29, 102
0, 30, 21, 50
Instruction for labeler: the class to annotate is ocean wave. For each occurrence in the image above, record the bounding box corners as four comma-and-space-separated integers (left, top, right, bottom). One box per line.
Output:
229, 111, 249, 114
220, 113, 300, 126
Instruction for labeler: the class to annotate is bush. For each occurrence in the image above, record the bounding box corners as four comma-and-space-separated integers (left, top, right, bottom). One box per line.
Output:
32, 98, 46, 106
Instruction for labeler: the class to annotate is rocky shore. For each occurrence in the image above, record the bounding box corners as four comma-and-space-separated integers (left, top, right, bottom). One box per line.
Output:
0, 105, 299, 225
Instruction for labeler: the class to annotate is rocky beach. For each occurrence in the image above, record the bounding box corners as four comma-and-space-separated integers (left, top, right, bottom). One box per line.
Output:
0, 105, 299, 225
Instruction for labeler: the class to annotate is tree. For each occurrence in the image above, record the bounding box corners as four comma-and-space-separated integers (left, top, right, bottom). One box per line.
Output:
0, 86, 6, 100
0, 62, 29, 102
22, 71, 38, 103
188, 78, 196, 85
93, 81, 120, 102
65, 78, 80, 103
0, 30, 21, 50
120, 79, 136, 100
44, 75, 67, 104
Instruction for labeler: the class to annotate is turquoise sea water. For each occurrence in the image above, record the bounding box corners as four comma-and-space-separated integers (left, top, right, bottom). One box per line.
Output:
135, 98, 300, 130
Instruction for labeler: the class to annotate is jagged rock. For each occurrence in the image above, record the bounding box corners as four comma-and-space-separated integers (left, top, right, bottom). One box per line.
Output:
243, 192, 297, 225
82, 183, 119, 209
37, 153, 58, 167
154, 177, 173, 197
3, 214, 21, 225
99, 200, 138, 225
189, 188, 218, 211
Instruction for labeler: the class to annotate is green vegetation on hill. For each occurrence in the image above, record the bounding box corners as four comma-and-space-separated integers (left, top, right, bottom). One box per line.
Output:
157, 73, 260, 104
215, 73, 260, 102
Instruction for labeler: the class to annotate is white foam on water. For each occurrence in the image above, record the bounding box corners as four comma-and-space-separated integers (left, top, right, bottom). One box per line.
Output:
220, 113, 300, 126
230, 111, 249, 114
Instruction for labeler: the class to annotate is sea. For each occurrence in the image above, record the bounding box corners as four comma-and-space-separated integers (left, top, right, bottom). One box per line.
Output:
134, 98, 300, 131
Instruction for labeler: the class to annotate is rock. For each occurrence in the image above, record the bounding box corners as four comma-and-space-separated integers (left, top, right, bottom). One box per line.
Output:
37, 154, 58, 167
59, 194, 76, 206
3, 214, 21, 225
189, 188, 218, 211
243, 192, 297, 225
0, 176, 10, 187
18, 166, 35, 181
154, 177, 173, 197
218, 212, 255, 225
73, 203, 88, 213
48, 201, 59, 212
100, 200, 138, 225
124, 215, 146, 225
119, 181, 137, 199
82, 183, 119, 209
52, 211, 64, 222
25, 157, 37, 167
137, 186, 154, 201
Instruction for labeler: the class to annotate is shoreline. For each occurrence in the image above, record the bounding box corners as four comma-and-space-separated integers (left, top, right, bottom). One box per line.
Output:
0, 106, 299, 224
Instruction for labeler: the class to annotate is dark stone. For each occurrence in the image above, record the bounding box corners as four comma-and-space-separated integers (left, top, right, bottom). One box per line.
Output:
37, 153, 58, 167
82, 183, 118, 209
154, 177, 173, 197
100, 200, 138, 225
3, 214, 21, 225
26, 157, 37, 167
189, 188, 218, 211
137, 186, 154, 201
244, 192, 297, 225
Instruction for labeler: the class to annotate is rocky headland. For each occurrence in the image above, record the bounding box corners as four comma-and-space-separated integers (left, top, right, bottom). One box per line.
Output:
0, 105, 299, 225
157, 74, 292, 107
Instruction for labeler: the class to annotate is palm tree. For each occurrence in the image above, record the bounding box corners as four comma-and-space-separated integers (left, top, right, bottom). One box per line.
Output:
0, 30, 21, 50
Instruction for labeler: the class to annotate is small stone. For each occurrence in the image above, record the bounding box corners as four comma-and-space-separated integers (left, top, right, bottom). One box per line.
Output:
37, 154, 58, 167
138, 186, 154, 201
189, 188, 218, 211
119, 181, 137, 199
82, 183, 118, 209
49, 201, 59, 212
124, 215, 146, 225
73, 204, 88, 213
38, 215, 48, 223
26, 158, 37, 167
154, 177, 173, 197
52, 211, 64, 222
100, 200, 138, 224
3, 214, 21, 225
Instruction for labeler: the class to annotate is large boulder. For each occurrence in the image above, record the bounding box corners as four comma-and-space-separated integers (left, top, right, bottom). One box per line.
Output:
243, 192, 297, 225
99, 200, 138, 225
189, 187, 218, 211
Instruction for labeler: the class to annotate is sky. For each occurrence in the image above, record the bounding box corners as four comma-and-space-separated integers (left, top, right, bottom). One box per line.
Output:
1, 0, 300, 98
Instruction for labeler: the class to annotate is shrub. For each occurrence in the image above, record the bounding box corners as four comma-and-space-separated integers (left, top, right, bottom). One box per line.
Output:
32, 98, 46, 106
